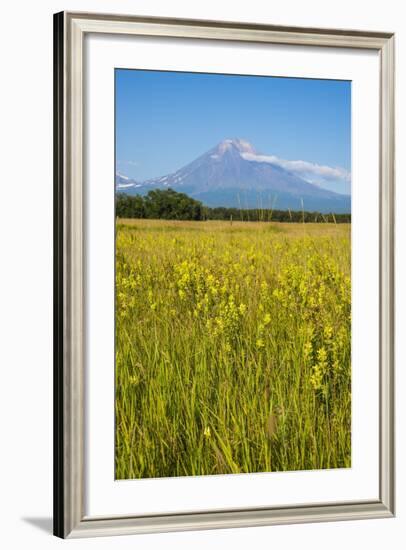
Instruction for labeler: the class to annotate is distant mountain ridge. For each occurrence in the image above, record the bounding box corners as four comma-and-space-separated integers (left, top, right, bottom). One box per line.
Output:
116, 139, 351, 213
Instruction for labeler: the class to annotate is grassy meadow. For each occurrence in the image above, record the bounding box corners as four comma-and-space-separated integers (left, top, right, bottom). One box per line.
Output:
115, 219, 351, 479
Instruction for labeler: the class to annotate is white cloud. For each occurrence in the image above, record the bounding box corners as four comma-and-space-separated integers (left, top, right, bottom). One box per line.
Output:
118, 160, 138, 166
241, 152, 351, 192
117, 182, 136, 189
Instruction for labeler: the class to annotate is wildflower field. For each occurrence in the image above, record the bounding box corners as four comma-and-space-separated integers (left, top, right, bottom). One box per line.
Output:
115, 219, 351, 479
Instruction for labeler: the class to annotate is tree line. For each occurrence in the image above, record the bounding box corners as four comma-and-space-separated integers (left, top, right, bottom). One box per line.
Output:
116, 189, 351, 223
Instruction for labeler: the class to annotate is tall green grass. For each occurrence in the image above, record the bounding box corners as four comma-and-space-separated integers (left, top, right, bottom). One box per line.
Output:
115, 219, 351, 479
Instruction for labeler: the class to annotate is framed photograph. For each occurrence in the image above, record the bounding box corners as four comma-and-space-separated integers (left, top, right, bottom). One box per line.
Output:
54, 11, 395, 538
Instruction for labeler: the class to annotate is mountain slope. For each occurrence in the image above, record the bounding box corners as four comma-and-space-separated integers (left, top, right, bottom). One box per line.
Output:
116, 139, 351, 213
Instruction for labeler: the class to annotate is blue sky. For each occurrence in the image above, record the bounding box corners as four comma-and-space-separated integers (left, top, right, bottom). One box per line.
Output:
115, 69, 351, 193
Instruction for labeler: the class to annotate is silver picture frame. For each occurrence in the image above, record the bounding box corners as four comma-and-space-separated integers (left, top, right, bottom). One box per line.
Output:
53, 11, 395, 538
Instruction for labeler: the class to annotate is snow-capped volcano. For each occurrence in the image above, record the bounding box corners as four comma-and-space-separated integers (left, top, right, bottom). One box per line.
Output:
116, 139, 351, 213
